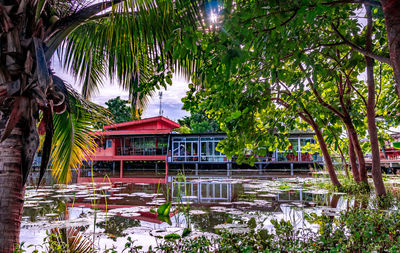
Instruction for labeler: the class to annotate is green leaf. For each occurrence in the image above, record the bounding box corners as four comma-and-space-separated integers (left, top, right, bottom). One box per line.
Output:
164, 233, 181, 240
157, 215, 172, 225
157, 202, 171, 217
182, 228, 191, 238
231, 111, 241, 119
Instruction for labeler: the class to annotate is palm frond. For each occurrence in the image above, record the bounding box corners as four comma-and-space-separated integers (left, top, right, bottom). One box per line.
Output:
50, 86, 112, 184
47, 227, 94, 253
56, 0, 204, 99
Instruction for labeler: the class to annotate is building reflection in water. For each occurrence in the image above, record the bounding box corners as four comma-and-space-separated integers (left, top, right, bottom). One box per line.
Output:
171, 177, 233, 203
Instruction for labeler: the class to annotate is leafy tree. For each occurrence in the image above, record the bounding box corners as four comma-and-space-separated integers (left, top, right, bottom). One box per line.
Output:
105, 96, 132, 123
175, 125, 192, 134
176, 1, 400, 194
178, 110, 221, 133
0, 0, 202, 250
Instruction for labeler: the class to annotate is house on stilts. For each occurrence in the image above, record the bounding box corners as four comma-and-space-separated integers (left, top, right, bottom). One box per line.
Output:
78, 116, 323, 183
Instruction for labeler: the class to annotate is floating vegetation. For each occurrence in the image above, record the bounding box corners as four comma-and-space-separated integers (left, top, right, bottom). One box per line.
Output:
21, 176, 393, 250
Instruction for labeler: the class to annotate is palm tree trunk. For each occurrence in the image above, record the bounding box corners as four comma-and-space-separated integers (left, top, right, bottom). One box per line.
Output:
0, 114, 25, 253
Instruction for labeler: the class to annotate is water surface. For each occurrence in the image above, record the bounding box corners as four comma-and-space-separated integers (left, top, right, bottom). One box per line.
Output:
20, 174, 362, 251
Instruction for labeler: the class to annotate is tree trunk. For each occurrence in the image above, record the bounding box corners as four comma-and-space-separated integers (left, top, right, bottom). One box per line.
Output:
311, 122, 341, 188
366, 4, 386, 196
345, 122, 368, 183
337, 143, 350, 179
348, 136, 360, 182
365, 67, 386, 196
381, 0, 400, 97
0, 113, 25, 253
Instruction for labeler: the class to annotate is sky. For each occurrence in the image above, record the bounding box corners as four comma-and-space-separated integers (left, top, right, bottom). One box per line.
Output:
52, 58, 190, 122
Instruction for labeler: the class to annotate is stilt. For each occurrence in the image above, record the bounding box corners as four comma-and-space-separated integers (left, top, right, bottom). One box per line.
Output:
155, 163, 158, 174
300, 188, 303, 202
290, 163, 294, 176
258, 164, 262, 175
227, 162, 231, 176
120, 160, 123, 178
195, 163, 198, 176
165, 161, 169, 182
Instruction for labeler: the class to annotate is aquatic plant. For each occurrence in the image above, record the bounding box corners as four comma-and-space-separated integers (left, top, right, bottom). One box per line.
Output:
156, 206, 400, 252
45, 227, 94, 253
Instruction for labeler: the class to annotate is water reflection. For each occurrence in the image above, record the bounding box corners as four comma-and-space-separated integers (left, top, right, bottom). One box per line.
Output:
20, 175, 374, 251
171, 177, 232, 203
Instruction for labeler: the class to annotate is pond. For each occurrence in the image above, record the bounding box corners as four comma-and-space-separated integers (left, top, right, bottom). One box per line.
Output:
20, 174, 364, 252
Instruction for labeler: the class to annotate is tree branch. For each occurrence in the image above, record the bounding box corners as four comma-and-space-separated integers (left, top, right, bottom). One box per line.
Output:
261, 10, 298, 33
298, 64, 346, 119
50, 0, 124, 34
331, 23, 391, 65
323, 0, 380, 6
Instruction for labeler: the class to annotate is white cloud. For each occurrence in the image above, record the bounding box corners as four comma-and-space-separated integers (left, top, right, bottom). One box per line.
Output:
51, 57, 190, 121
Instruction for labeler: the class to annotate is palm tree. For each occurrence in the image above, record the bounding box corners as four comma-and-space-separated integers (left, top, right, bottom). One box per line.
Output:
0, 0, 202, 251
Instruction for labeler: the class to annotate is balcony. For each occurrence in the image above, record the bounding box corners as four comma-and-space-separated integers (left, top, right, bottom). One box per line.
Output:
116, 147, 168, 156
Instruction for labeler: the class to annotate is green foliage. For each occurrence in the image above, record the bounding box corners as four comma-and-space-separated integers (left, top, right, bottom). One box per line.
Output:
174, 125, 191, 134
96, 216, 140, 241
182, 228, 191, 238
121, 237, 143, 253
105, 96, 132, 123
157, 202, 172, 217
177, 0, 399, 188
16, 203, 400, 252
50, 88, 112, 184
45, 228, 94, 253
157, 206, 400, 252
312, 173, 371, 194
178, 110, 221, 133
164, 233, 181, 240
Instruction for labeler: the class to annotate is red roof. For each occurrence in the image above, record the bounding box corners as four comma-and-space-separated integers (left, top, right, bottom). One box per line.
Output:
104, 116, 180, 131
96, 129, 173, 136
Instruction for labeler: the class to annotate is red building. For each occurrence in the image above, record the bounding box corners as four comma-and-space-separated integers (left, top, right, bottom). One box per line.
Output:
79, 116, 323, 183
79, 116, 179, 184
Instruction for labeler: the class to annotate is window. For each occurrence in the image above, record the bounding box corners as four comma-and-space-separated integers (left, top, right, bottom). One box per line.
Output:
106, 139, 113, 148
172, 136, 200, 161
200, 136, 226, 162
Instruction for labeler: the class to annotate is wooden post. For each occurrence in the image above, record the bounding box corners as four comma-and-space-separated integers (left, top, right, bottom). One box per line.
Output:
298, 137, 301, 161
165, 160, 169, 182
120, 160, 123, 178
290, 163, 294, 176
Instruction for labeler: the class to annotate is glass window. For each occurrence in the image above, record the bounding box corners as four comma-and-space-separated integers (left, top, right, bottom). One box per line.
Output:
221, 184, 227, 198
201, 142, 207, 156
179, 144, 186, 156
173, 143, 179, 156
106, 139, 112, 148
193, 142, 198, 155
289, 139, 299, 152
208, 142, 214, 156
186, 142, 192, 156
